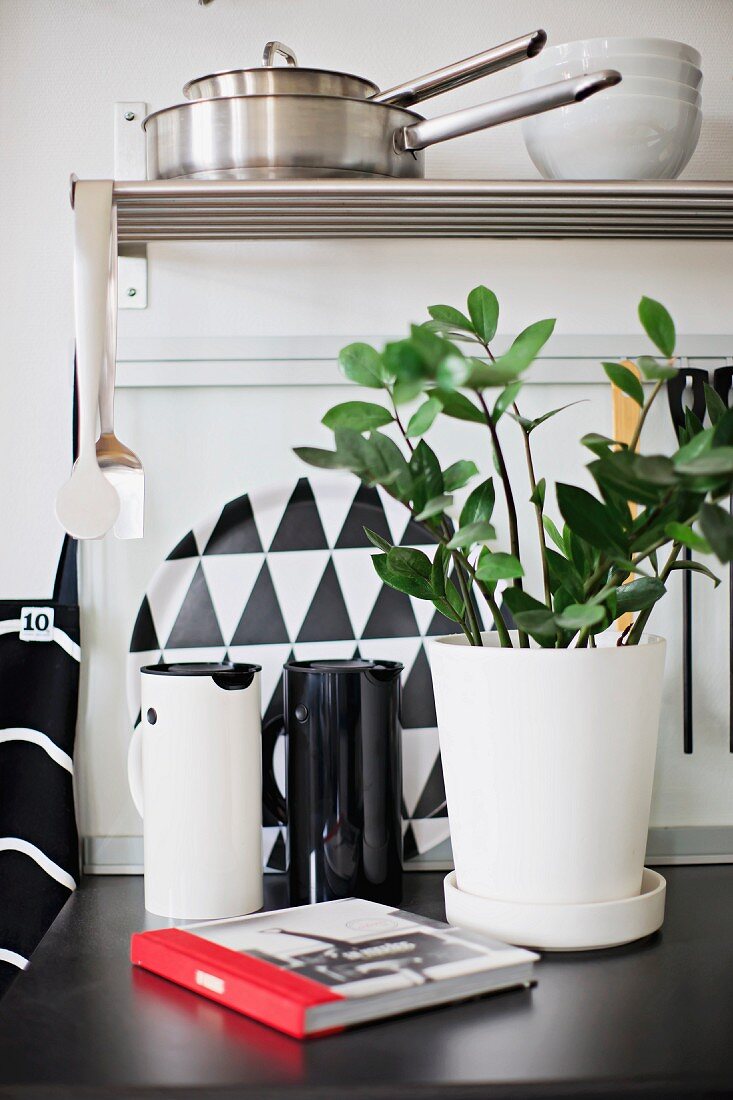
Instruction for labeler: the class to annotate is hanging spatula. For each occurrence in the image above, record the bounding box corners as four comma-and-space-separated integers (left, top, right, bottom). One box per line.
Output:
96, 205, 145, 539
713, 365, 733, 752
611, 360, 642, 635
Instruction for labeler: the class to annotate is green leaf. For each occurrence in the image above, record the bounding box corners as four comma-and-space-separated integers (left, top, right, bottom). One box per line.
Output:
445, 578, 464, 617
406, 397, 442, 438
447, 521, 496, 549
372, 553, 433, 600
492, 381, 523, 423
410, 324, 457, 369
713, 408, 733, 448
542, 515, 567, 555
615, 577, 666, 614
388, 546, 432, 579
494, 318, 556, 374
673, 428, 714, 466
431, 389, 484, 424
475, 552, 524, 582
664, 522, 711, 553
364, 527, 392, 553
530, 477, 546, 508
699, 502, 733, 562
465, 357, 524, 389
409, 440, 443, 514
512, 400, 585, 435
363, 432, 413, 501
392, 378, 424, 406
676, 447, 733, 477
581, 432, 620, 456
467, 286, 499, 344
502, 589, 556, 646
704, 383, 728, 426
431, 595, 464, 624
334, 428, 370, 471
428, 304, 474, 333
668, 560, 721, 587
589, 452, 675, 507
443, 460, 478, 492
603, 362, 644, 407
339, 343, 387, 388
322, 401, 393, 431
546, 548, 584, 602
637, 355, 677, 381
293, 446, 344, 470
383, 340, 424, 383
460, 478, 495, 527
435, 353, 471, 390
554, 603, 606, 630
638, 296, 676, 358
556, 483, 627, 554
414, 494, 453, 521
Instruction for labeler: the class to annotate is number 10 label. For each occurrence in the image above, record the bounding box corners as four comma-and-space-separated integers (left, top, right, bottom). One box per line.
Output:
19, 607, 55, 642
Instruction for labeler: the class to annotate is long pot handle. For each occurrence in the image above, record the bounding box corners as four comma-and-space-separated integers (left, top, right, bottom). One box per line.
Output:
372, 30, 547, 108
397, 70, 621, 153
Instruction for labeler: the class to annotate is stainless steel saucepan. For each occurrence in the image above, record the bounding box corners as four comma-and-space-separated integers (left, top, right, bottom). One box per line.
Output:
182, 33, 547, 105
143, 38, 621, 181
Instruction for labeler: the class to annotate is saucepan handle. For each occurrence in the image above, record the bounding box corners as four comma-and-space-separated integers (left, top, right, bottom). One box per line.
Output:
396, 70, 621, 154
262, 41, 298, 68
373, 30, 547, 108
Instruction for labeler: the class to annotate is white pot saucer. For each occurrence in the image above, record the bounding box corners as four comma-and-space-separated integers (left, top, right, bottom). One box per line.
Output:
444, 868, 666, 952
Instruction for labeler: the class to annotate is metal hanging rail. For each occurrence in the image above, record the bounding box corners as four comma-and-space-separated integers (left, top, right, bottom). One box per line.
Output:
102, 179, 733, 242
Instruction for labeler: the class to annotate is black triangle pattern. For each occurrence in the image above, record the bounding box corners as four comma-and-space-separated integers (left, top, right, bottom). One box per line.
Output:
401, 645, 437, 728
267, 830, 287, 872
362, 582, 419, 640
230, 562, 289, 646
297, 559, 354, 642
269, 478, 328, 552
165, 563, 225, 649
335, 484, 392, 549
412, 755, 448, 819
402, 824, 418, 862
167, 530, 198, 561
400, 517, 438, 546
203, 494, 263, 555
130, 596, 159, 652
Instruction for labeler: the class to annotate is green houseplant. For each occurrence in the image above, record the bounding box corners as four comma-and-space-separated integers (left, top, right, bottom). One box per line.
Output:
295, 286, 733, 950
296, 287, 733, 649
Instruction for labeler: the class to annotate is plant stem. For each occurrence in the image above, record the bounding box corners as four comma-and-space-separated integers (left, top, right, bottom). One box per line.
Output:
450, 549, 482, 646
625, 541, 683, 645
515, 403, 552, 607
389, 391, 415, 454
628, 378, 664, 452
476, 390, 529, 648
460, 554, 513, 648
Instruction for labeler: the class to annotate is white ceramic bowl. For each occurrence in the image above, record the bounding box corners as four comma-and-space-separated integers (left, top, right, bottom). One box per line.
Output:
538, 37, 701, 68
523, 94, 702, 180
524, 69, 701, 106
522, 54, 702, 90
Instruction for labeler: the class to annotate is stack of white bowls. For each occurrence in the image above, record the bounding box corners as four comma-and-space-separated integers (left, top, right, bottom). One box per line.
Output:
520, 38, 702, 180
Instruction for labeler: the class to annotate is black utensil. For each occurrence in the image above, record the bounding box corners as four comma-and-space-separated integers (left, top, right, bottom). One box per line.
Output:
713, 366, 733, 752
667, 367, 708, 754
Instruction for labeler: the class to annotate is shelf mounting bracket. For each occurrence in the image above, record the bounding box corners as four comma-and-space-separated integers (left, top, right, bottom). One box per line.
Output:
114, 102, 147, 308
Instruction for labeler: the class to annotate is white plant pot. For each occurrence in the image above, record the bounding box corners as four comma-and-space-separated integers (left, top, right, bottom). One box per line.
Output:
429, 632, 666, 910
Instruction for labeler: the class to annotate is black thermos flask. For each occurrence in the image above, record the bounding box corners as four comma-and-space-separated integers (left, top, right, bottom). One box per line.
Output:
263, 659, 403, 906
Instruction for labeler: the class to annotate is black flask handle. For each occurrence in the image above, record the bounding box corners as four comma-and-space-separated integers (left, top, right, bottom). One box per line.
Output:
262, 715, 287, 825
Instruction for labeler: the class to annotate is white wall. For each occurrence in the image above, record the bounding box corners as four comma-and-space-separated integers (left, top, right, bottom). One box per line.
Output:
1, 0, 733, 843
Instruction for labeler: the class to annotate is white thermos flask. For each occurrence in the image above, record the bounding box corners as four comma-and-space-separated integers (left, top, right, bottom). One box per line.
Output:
127, 662, 264, 919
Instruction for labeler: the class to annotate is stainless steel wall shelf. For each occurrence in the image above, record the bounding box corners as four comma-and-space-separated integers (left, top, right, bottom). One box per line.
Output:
107, 179, 733, 241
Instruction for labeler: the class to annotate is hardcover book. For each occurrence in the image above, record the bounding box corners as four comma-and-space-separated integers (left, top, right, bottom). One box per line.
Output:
131, 897, 538, 1038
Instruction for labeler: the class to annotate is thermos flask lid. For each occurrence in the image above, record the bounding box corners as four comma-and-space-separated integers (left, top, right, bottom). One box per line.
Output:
140, 661, 261, 690
284, 658, 403, 675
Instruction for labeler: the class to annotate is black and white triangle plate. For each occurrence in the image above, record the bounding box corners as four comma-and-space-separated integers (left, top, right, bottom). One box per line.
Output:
128, 475, 490, 871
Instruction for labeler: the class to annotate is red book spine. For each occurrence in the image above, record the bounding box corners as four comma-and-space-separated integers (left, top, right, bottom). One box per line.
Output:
131, 928, 344, 1039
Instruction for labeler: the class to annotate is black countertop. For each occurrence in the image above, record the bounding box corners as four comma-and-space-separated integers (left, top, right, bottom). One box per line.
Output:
0, 867, 732, 1098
